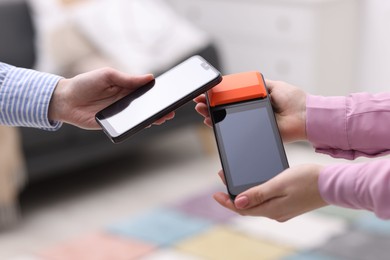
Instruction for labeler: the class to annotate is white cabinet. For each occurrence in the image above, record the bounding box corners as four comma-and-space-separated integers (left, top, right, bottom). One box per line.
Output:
167, 0, 358, 96
357, 0, 390, 93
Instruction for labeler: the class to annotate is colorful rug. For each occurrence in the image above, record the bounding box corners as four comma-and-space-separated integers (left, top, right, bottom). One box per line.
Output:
28, 187, 390, 260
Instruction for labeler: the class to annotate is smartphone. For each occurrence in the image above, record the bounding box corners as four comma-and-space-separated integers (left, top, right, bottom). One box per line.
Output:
207, 72, 289, 199
96, 55, 222, 143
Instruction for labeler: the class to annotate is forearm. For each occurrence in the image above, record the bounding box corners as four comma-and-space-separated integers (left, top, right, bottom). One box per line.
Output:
0, 62, 62, 130
319, 160, 390, 219
306, 93, 390, 159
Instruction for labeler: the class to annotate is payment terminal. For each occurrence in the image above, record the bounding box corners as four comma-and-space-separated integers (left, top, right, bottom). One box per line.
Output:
207, 71, 289, 199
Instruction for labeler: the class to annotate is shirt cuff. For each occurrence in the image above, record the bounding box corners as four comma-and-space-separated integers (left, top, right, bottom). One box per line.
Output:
306, 94, 352, 158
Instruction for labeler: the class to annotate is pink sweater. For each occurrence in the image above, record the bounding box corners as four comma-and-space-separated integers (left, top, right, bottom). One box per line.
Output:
306, 93, 390, 219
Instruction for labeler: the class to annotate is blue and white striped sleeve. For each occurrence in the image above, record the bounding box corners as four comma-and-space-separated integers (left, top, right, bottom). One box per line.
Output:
0, 62, 63, 130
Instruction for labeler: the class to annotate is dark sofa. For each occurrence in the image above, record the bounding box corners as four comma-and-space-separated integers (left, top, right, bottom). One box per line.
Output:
0, 0, 221, 182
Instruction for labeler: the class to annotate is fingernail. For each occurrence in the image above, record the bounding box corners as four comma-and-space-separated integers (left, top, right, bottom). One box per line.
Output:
235, 196, 249, 209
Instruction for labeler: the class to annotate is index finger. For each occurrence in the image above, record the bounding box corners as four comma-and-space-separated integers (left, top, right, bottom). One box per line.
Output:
193, 94, 207, 104
264, 79, 276, 92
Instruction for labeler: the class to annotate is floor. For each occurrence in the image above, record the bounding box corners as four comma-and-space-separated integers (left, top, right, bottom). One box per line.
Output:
1, 124, 390, 259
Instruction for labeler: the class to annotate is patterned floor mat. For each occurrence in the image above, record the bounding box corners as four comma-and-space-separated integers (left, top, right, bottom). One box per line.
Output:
26, 187, 390, 260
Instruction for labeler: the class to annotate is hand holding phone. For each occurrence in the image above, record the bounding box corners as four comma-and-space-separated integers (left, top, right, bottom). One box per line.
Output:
96, 55, 222, 143
207, 71, 289, 199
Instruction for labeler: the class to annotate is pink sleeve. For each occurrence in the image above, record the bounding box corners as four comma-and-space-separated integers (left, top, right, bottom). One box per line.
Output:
319, 160, 390, 219
306, 93, 390, 160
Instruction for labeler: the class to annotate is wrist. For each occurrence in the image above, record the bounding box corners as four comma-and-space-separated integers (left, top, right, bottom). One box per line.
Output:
48, 78, 69, 122
311, 164, 328, 207
300, 92, 307, 140
285, 90, 307, 143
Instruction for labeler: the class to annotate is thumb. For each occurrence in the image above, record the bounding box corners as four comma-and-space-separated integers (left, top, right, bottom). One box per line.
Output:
128, 74, 154, 88
234, 179, 282, 210
107, 70, 154, 90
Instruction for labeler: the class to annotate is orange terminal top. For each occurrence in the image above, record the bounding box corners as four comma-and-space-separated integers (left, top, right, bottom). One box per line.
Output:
207, 71, 267, 107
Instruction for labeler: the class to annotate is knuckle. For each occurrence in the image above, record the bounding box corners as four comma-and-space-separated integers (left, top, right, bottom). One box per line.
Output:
275, 214, 292, 223
237, 211, 247, 217
253, 191, 266, 204
101, 67, 115, 77
264, 211, 286, 222
275, 217, 288, 223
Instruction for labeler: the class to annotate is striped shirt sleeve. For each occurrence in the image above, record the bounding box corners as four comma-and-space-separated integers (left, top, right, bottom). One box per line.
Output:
0, 62, 63, 130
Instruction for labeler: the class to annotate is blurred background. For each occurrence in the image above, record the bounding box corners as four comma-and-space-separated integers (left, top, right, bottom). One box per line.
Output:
1, 0, 390, 259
